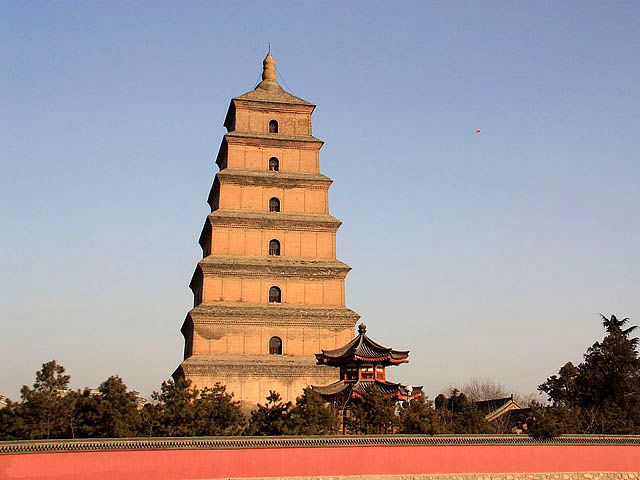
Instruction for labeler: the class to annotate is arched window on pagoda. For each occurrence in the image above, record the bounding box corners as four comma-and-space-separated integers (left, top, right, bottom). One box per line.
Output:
269, 239, 280, 256
269, 120, 278, 133
269, 157, 279, 171
269, 336, 282, 355
269, 197, 280, 212
269, 286, 281, 303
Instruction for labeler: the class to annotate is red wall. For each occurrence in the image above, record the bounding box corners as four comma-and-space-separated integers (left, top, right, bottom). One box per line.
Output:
1, 444, 639, 480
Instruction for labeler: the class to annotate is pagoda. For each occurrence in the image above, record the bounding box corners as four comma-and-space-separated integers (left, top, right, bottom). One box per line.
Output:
173, 53, 359, 409
312, 323, 422, 405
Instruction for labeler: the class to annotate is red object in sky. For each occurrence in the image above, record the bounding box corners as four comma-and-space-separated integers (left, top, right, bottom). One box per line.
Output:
474, 130, 481, 135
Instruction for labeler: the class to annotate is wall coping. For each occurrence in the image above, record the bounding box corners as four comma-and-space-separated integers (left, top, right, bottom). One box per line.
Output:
2, 435, 640, 455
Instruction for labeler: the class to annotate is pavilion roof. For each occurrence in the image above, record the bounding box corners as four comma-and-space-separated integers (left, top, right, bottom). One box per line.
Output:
315, 323, 410, 365
312, 379, 422, 401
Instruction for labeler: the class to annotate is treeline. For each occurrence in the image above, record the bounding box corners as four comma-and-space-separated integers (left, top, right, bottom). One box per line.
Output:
1, 314, 639, 440
0, 360, 496, 440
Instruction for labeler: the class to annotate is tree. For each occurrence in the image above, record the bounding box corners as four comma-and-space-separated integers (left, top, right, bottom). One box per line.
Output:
538, 314, 640, 434
193, 383, 245, 436
434, 390, 494, 434
449, 377, 538, 407
349, 388, 397, 434
397, 393, 442, 434
139, 402, 165, 437
0, 399, 26, 440
526, 403, 582, 439
150, 377, 199, 437
17, 360, 75, 439
246, 391, 292, 436
457, 378, 508, 402
538, 362, 578, 407
287, 388, 337, 435
74, 376, 141, 438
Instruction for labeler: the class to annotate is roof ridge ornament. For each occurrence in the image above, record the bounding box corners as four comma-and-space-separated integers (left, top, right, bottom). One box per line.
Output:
358, 323, 367, 334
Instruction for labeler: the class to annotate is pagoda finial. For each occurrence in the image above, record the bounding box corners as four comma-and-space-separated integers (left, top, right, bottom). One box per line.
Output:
262, 52, 276, 82
358, 323, 367, 334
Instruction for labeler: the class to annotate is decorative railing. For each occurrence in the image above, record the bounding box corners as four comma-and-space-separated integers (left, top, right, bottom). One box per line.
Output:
2, 434, 640, 455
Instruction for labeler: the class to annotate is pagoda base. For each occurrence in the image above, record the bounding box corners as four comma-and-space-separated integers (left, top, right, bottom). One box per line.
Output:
173, 355, 338, 411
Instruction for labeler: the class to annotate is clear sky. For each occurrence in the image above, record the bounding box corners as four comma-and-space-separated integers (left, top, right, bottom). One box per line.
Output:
1, 1, 639, 401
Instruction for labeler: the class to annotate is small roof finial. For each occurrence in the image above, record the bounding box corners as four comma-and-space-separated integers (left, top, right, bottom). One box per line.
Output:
358, 323, 367, 334
262, 51, 276, 82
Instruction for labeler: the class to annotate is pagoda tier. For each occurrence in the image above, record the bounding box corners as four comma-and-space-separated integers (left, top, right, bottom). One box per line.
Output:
216, 131, 324, 166
179, 303, 359, 359
199, 211, 342, 245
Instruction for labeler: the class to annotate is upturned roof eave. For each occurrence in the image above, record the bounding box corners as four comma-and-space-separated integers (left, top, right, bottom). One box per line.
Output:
312, 380, 423, 401
315, 355, 409, 366
317, 332, 410, 363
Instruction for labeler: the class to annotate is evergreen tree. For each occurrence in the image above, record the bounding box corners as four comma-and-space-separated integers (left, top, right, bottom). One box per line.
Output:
74, 376, 141, 438
139, 402, 163, 437
151, 377, 199, 436
17, 360, 75, 439
538, 314, 640, 434
287, 388, 337, 435
398, 393, 443, 434
350, 388, 397, 434
0, 399, 25, 440
434, 390, 494, 434
193, 383, 245, 436
525, 403, 582, 439
71, 389, 101, 438
246, 391, 292, 436
538, 362, 578, 406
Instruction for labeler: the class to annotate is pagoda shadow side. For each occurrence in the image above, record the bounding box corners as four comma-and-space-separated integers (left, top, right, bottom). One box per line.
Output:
173, 53, 359, 410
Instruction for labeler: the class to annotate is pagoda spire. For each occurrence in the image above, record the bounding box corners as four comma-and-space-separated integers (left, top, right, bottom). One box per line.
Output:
257, 52, 279, 91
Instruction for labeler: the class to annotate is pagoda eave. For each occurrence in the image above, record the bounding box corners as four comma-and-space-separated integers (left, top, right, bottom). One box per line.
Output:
231, 97, 315, 111
231, 84, 315, 106
181, 303, 360, 330
224, 131, 324, 149
216, 169, 333, 190
190, 256, 351, 283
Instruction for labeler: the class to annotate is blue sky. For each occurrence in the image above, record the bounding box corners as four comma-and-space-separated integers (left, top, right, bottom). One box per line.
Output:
1, 1, 639, 400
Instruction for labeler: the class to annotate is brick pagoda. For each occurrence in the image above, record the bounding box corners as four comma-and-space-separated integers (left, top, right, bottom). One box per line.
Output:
173, 53, 359, 409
